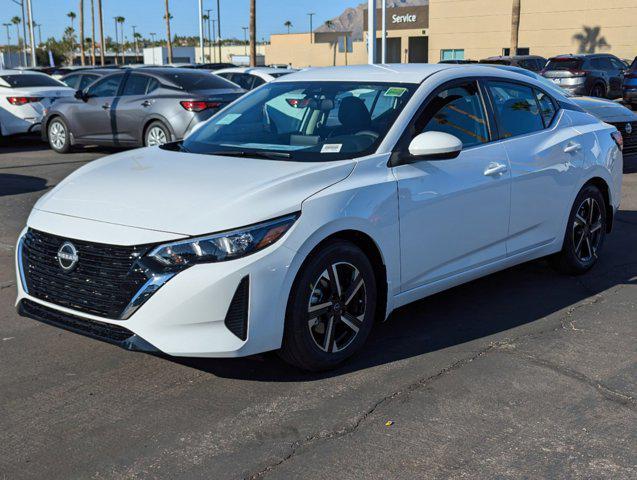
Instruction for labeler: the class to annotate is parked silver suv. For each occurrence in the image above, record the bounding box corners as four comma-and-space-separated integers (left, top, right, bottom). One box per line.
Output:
42, 68, 244, 153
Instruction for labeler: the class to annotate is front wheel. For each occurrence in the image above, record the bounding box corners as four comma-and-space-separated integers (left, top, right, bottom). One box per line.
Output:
279, 240, 377, 371
550, 185, 607, 275
48, 117, 71, 153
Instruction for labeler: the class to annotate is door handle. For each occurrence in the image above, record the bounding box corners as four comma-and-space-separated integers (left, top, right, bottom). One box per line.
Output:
483, 162, 508, 177
141, 100, 151, 107
563, 142, 581, 153
101, 103, 110, 110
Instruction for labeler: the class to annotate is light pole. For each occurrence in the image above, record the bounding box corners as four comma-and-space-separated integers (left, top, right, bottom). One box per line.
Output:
113, 17, 119, 65
381, 0, 386, 63
10, 0, 28, 67
198, 0, 204, 63
150, 32, 156, 44
307, 12, 315, 43
211, 19, 216, 62
205, 8, 213, 62
242, 26, 248, 56
367, 0, 376, 64
216, 0, 221, 63
26, 0, 35, 66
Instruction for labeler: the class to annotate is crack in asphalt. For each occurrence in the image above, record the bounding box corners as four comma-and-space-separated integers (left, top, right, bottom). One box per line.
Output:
245, 280, 632, 479
245, 344, 499, 480
499, 349, 636, 410
0, 282, 15, 290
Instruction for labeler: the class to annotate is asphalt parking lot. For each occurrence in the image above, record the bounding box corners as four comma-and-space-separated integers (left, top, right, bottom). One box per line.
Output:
1, 137, 635, 480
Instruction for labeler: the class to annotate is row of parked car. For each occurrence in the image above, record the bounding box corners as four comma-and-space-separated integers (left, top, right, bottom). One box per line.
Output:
441, 53, 637, 103
0, 56, 635, 156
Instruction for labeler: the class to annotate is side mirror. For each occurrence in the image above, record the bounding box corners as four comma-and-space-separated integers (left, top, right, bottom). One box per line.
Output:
74, 90, 87, 101
407, 131, 463, 161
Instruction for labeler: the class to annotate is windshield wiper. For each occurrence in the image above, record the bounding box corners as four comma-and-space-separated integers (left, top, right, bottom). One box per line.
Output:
209, 150, 292, 159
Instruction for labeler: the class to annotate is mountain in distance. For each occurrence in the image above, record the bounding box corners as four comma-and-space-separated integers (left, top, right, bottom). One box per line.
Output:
314, 0, 428, 40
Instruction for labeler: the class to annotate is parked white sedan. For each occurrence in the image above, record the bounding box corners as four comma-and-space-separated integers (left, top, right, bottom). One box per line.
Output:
0, 70, 75, 137
16, 64, 623, 371
214, 66, 297, 90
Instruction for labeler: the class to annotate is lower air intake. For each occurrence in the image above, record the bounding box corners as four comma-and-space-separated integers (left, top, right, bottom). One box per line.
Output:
224, 276, 249, 341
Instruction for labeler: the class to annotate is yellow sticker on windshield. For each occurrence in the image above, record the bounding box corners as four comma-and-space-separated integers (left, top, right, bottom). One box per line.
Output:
384, 87, 407, 97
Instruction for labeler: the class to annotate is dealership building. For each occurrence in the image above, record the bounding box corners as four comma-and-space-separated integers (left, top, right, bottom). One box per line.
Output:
265, 0, 637, 67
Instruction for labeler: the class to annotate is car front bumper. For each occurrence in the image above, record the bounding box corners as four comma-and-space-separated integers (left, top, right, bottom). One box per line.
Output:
15, 214, 298, 358
623, 88, 637, 104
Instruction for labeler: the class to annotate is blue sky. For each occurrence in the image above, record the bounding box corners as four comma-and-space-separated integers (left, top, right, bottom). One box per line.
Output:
5, 0, 354, 42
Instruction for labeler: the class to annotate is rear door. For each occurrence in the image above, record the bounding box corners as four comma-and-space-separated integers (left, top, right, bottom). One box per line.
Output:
609, 57, 626, 97
114, 73, 159, 143
484, 79, 584, 255
71, 73, 124, 141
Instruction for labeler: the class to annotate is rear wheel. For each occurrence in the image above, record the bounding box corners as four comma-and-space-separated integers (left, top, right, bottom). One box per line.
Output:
279, 240, 377, 371
48, 117, 71, 153
589, 83, 606, 98
550, 185, 607, 275
144, 121, 171, 147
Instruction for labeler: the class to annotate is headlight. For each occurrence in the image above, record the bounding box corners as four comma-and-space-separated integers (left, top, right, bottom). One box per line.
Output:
146, 213, 298, 271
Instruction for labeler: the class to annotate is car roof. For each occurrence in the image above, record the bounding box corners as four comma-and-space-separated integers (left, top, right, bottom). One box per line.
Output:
0, 69, 49, 76
548, 53, 615, 59
275, 64, 459, 84
215, 67, 297, 75
483, 55, 544, 60
62, 68, 119, 77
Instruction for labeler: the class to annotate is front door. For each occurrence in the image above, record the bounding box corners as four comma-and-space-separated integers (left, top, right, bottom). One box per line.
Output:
72, 73, 124, 141
393, 80, 511, 291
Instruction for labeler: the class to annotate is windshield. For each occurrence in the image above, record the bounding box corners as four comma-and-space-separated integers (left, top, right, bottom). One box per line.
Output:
179, 81, 417, 161
1, 74, 66, 88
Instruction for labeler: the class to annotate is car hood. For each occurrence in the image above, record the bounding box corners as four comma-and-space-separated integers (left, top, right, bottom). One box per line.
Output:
571, 96, 637, 123
34, 147, 355, 236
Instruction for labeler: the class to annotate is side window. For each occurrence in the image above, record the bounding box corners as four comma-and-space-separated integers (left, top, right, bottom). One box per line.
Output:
416, 81, 489, 148
535, 90, 557, 127
251, 75, 265, 88
610, 58, 626, 70
591, 57, 612, 70
232, 73, 256, 90
86, 74, 124, 97
487, 81, 544, 138
78, 74, 99, 90
146, 78, 160, 94
63, 74, 81, 89
122, 74, 150, 96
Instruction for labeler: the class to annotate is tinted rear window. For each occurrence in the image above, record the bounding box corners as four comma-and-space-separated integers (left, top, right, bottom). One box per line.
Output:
1, 74, 65, 88
545, 58, 583, 70
160, 71, 238, 91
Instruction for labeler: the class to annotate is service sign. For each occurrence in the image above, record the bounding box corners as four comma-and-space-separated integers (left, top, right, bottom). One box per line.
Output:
364, 5, 429, 31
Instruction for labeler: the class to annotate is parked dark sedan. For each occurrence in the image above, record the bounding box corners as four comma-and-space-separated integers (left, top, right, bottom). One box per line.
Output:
42, 68, 244, 153
479, 55, 547, 72
542, 53, 626, 98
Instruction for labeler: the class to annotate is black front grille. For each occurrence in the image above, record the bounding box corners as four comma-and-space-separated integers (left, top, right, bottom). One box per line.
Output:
21, 229, 149, 319
610, 121, 637, 155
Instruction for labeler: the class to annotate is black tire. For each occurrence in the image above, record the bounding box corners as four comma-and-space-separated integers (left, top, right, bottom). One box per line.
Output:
144, 121, 171, 147
589, 83, 606, 98
550, 185, 607, 275
279, 240, 377, 371
47, 117, 71, 153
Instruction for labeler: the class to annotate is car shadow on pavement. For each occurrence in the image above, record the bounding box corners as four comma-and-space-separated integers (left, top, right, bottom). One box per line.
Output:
0, 174, 49, 196
171, 208, 637, 382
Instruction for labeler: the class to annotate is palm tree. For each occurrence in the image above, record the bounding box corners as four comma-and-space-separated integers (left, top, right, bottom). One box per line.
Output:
10, 16, 21, 67
97, 0, 105, 65
116, 16, 126, 64
324, 20, 334, 30
510, 0, 520, 56
249, 0, 256, 67
67, 11, 76, 30
79, 1, 85, 66
164, 0, 173, 63
284, 20, 292, 34
90, 0, 96, 65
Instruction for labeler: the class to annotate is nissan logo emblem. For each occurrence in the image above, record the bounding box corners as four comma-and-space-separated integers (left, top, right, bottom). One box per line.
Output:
626, 123, 633, 135
57, 241, 79, 272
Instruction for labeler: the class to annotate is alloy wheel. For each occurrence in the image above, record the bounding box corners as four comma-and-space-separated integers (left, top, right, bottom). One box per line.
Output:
49, 121, 66, 150
146, 126, 168, 146
572, 197, 603, 262
307, 261, 366, 353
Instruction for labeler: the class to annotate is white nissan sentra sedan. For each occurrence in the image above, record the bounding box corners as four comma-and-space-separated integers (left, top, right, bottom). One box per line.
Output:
15, 64, 623, 371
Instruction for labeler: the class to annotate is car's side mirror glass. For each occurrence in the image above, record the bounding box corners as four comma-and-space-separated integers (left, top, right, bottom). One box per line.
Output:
407, 131, 463, 161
